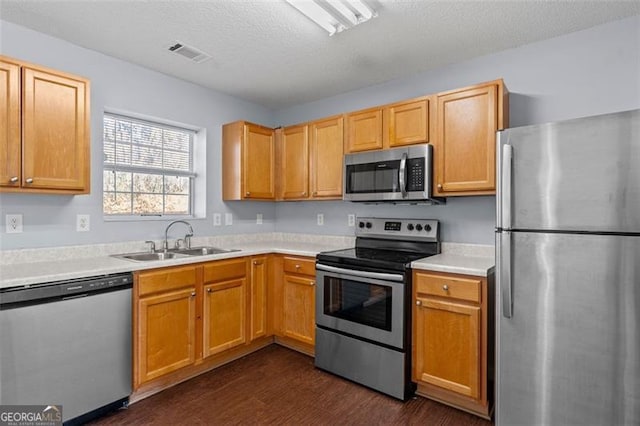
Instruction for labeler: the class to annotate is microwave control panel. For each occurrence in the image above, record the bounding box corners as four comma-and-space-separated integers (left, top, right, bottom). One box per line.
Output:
406, 158, 425, 191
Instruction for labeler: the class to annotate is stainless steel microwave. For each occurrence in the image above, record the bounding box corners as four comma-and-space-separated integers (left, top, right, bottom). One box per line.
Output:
343, 144, 442, 203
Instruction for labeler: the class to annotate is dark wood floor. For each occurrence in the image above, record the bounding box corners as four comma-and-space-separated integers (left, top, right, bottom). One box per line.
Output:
90, 345, 493, 425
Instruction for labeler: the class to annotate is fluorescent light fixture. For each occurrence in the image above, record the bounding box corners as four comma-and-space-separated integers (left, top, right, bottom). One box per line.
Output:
286, 0, 377, 35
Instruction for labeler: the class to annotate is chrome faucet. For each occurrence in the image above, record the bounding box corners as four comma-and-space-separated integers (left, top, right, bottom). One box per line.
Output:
164, 220, 194, 251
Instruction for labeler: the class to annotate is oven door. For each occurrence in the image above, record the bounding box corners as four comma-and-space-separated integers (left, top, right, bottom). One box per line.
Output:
315, 263, 407, 350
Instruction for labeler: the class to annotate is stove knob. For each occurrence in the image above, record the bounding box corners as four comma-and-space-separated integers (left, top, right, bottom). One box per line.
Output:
416, 224, 423, 231
366, 222, 372, 229
425, 224, 432, 232
359, 221, 365, 228
407, 223, 414, 231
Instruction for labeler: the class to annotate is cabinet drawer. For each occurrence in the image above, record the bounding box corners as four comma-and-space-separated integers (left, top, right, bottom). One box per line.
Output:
137, 265, 198, 296
203, 257, 247, 283
283, 256, 315, 276
415, 272, 481, 303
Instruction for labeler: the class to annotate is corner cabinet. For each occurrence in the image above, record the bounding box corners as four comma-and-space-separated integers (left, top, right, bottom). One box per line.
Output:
412, 270, 493, 419
432, 79, 508, 196
0, 56, 90, 194
222, 121, 275, 200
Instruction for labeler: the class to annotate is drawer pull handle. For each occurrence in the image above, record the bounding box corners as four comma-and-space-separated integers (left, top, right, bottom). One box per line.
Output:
310, 281, 315, 286
245, 191, 250, 196
295, 264, 301, 269
207, 288, 212, 293
191, 292, 196, 297
416, 300, 422, 306
442, 284, 449, 291
26, 178, 34, 184
9, 176, 18, 183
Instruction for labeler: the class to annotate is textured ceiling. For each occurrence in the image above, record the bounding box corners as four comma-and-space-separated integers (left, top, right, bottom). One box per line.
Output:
1, 0, 638, 109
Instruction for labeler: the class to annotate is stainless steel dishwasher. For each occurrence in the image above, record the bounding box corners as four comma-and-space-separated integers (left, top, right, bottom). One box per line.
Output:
0, 273, 133, 424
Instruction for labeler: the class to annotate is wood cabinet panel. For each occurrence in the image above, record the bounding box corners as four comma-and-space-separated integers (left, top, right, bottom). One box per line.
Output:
22, 66, 89, 191
433, 80, 507, 196
250, 256, 268, 340
138, 265, 198, 297
282, 273, 315, 346
415, 297, 480, 398
203, 258, 247, 283
414, 273, 481, 303
0, 59, 21, 188
138, 287, 197, 383
387, 97, 429, 147
283, 256, 316, 276
310, 116, 343, 199
346, 108, 383, 152
279, 124, 309, 199
203, 279, 247, 357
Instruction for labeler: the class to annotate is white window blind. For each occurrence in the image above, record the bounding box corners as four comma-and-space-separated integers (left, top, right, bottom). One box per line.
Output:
103, 113, 195, 216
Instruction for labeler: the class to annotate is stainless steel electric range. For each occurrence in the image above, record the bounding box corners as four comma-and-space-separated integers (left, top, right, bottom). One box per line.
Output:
314, 217, 440, 400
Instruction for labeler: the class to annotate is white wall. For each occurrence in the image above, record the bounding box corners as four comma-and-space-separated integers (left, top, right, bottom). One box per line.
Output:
0, 21, 277, 249
1, 16, 638, 249
272, 15, 640, 244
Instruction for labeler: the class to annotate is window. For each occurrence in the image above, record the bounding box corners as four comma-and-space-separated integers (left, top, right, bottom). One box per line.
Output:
103, 113, 196, 217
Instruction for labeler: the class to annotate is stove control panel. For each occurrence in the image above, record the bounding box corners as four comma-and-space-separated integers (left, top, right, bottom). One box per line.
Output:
356, 217, 439, 242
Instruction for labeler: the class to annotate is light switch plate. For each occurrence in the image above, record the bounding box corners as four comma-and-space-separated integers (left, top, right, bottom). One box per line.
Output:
76, 214, 90, 232
213, 213, 221, 226
256, 213, 263, 225
225, 213, 233, 226
317, 213, 324, 226
348, 214, 355, 227
6, 214, 23, 233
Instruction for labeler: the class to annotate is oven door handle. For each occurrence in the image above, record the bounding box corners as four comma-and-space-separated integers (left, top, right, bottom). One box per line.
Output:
316, 264, 405, 282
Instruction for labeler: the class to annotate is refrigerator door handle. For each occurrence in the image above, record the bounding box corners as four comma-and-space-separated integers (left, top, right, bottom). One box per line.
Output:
501, 230, 513, 318
502, 144, 513, 230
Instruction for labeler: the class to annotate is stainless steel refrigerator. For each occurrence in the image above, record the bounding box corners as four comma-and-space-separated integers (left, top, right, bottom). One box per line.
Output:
495, 109, 640, 425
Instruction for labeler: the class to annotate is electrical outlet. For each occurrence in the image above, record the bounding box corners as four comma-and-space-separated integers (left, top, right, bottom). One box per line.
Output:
225, 213, 233, 226
317, 213, 324, 226
256, 213, 263, 225
76, 214, 90, 232
348, 214, 355, 227
213, 213, 221, 226
6, 214, 23, 233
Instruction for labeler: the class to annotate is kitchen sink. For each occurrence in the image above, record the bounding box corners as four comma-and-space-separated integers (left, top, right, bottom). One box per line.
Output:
117, 252, 189, 262
114, 246, 240, 262
175, 246, 240, 256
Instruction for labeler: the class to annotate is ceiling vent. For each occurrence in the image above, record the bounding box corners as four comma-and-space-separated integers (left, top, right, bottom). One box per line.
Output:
167, 42, 211, 63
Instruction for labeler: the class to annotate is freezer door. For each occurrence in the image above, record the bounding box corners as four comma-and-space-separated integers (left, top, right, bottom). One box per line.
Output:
496, 232, 640, 426
498, 109, 640, 233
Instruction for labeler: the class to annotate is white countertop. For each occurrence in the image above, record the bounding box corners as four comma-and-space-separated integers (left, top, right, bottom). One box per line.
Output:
411, 253, 495, 277
0, 234, 495, 288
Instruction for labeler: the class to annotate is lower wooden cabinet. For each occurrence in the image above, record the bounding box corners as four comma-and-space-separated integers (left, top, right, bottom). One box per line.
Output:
202, 258, 248, 357
134, 265, 198, 387
249, 256, 268, 340
412, 270, 492, 419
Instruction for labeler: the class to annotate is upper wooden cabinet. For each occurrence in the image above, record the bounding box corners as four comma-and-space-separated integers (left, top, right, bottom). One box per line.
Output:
345, 97, 430, 153
222, 121, 275, 200
277, 116, 344, 201
278, 124, 310, 200
432, 79, 508, 196
345, 107, 383, 152
0, 56, 90, 194
310, 116, 343, 199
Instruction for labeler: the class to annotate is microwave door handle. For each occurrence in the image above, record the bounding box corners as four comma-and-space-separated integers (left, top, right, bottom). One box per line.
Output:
399, 153, 407, 198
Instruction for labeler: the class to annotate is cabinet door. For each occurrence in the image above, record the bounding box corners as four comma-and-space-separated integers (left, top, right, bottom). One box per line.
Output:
138, 287, 196, 384
346, 108, 383, 152
243, 123, 275, 199
310, 116, 343, 199
203, 278, 247, 357
414, 297, 480, 399
0, 59, 21, 188
387, 98, 429, 147
282, 274, 315, 345
434, 84, 497, 195
250, 256, 268, 340
22, 66, 89, 191
280, 124, 309, 199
